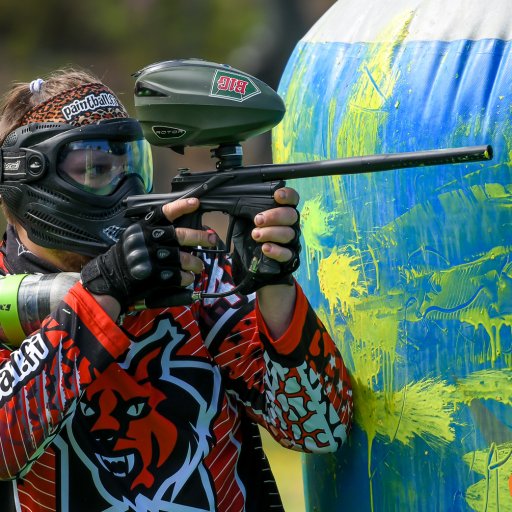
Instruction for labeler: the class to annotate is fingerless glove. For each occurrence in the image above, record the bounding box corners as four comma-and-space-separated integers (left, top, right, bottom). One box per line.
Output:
81, 207, 183, 310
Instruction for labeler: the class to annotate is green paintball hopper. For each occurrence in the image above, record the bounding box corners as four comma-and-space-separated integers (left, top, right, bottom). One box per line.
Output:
133, 59, 286, 152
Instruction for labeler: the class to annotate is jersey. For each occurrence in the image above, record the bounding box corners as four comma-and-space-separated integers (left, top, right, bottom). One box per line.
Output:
0, 228, 353, 511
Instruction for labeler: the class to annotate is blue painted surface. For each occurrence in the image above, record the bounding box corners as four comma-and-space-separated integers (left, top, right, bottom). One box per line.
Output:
275, 33, 512, 512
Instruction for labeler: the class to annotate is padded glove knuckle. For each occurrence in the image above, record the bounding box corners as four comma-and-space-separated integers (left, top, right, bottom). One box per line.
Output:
127, 250, 152, 280
81, 206, 186, 310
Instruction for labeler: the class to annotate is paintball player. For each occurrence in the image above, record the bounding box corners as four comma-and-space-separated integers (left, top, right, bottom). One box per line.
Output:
0, 68, 353, 511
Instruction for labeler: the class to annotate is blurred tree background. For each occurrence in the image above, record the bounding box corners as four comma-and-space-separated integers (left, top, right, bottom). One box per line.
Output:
0, 0, 332, 90
0, 1, 336, 510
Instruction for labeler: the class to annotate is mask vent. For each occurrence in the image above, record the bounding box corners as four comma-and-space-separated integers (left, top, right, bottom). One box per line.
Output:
2, 132, 18, 147
25, 209, 100, 243
31, 185, 126, 220
27, 185, 72, 205
0, 186, 22, 206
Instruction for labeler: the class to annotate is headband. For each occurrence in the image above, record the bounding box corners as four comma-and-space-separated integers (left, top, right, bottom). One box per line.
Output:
21, 82, 129, 126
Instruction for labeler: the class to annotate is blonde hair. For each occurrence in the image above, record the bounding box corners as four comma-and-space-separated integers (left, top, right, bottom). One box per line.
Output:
0, 67, 101, 144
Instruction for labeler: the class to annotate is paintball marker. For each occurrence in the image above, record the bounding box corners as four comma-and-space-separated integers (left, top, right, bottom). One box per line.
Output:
0, 60, 495, 346
126, 59, 493, 302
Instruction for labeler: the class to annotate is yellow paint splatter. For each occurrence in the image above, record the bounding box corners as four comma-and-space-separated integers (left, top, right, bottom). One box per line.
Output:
306, 12, 418, 508
463, 442, 512, 511
331, 11, 412, 161
272, 50, 323, 165
300, 195, 337, 276
354, 377, 456, 448
456, 369, 512, 406
317, 247, 364, 315
454, 111, 512, 167
400, 243, 512, 366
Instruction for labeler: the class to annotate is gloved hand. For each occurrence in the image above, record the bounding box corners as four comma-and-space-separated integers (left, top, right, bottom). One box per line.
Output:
231, 187, 301, 294
81, 198, 215, 310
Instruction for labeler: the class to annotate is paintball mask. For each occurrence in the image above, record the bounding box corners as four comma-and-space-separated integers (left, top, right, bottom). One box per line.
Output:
0, 118, 153, 256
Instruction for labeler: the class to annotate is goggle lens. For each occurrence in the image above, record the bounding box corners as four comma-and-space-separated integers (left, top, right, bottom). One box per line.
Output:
57, 138, 153, 195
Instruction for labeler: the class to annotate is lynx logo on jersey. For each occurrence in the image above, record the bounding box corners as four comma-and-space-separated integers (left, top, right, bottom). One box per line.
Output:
68, 315, 222, 512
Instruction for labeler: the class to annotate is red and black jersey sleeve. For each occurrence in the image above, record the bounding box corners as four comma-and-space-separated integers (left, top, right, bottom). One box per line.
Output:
0, 283, 131, 479
196, 253, 353, 453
